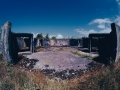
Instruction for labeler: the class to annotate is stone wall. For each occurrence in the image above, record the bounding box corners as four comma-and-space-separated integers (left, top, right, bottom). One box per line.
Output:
17, 37, 27, 49
110, 23, 120, 62
42, 38, 50, 46
53, 39, 69, 46
34, 38, 41, 47
1, 21, 12, 62
81, 38, 89, 48
49, 39, 79, 47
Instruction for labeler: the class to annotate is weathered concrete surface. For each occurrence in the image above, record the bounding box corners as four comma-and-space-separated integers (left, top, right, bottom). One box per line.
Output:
26, 51, 92, 71
17, 46, 102, 79
34, 38, 41, 47
111, 23, 120, 62
18, 50, 102, 80
17, 37, 27, 49
1, 21, 12, 62
53, 39, 69, 46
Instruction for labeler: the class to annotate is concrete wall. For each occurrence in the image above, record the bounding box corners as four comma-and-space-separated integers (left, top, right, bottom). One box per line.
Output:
34, 38, 41, 47
81, 38, 89, 48
110, 23, 120, 62
53, 39, 69, 46
0, 21, 34, 63
48, 39, 79, 47
42, 38, 50, 46
17, 37, 27, 49
1, 21, 12, 62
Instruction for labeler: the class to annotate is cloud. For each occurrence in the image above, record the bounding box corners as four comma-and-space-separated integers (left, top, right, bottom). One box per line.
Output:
75, 0, 120, 37
89, 18, 112, 30
116, 0, 120, 14
75, 18, 112, 37
49, 34, 64, 39
75, 29, 97, 36
56, 34, 64, 39
97, 24, 106, 29
75, 28, 111, 37
89, 18, 112, 25
114, 16, 120, 25
116, 0, 120, 5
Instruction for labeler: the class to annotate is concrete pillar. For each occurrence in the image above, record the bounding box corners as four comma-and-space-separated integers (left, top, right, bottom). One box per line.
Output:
111, 23, 120, 62
88, 35, 92, 53
1, 21, 12, 62
30, 35, 34, 53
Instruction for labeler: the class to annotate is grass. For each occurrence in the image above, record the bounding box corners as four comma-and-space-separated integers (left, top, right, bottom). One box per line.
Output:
1, 52, 120, 90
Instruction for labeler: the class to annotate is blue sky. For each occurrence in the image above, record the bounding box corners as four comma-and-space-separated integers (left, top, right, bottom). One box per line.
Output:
0, 0, 120, 38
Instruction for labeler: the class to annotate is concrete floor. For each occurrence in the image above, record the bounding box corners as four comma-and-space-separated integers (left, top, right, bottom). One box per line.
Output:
25, 51, 92, 72
18, 47, 102, 79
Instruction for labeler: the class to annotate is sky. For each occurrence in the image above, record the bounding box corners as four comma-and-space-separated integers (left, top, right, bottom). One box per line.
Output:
0, 0, 120, 38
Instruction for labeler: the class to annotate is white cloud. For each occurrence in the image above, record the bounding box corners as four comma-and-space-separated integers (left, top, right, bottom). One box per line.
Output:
75, 18, 112, 37
99, 27, 111, 33
56, 34, 63, 39
75, 0, 120, 37
116, 0, 120, 5
116, 0, 120, 14
98, 24, 106, 29
49, 34, 64, 39
89, 18, 112, 30
75, 29, 97, 36
114, 16, 120, 25
89, 18, 112, 25
75, 28, 111, 37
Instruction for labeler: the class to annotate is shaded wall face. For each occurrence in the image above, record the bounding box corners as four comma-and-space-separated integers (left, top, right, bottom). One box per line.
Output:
81, 38, 89, 48
91, 38, 98, 47
69, 39, 79, 46
17, 37, 27, 49
98, 38, 109, 57
24, 38, 31, 47
42, 39, 50, 46
34, 38, 41, 47
110, 23, 119, 62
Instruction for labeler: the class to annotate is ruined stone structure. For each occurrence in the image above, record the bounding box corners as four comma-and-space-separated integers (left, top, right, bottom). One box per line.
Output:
0, 21, 34, 63
41, 39, 80, 47
1, 21, 120, 64
52, 39, 69, 46
88, 33, 109, 52
88, 23, 120, 62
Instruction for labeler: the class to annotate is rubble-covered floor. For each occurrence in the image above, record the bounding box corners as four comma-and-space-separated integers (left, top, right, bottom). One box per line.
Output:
17, 47, 103, 80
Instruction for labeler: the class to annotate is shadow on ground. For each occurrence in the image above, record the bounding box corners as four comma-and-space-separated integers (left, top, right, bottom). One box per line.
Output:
17, 55, 39, 70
